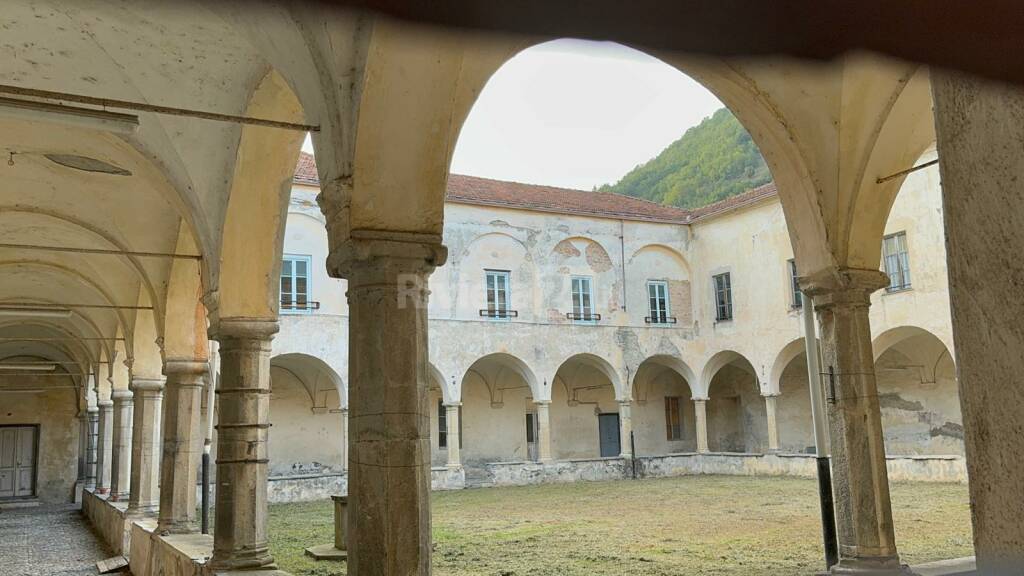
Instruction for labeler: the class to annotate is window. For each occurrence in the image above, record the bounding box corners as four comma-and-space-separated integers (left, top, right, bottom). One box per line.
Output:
665, 396, 682, 440
883, 232, 912, 292
713, 272, 733, 321
437, 399, 447, 449
526, 413, 536, 443
280, 255, 312, 314
484, 270, 512, 319
788, 259, 802, 308
570, 276, 597, 323
646, 281, 672, 325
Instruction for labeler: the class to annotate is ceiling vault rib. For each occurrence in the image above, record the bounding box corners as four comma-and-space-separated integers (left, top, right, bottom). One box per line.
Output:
0, 84, 319, 132
0, 336, 124, 341
0, 242, 202, 260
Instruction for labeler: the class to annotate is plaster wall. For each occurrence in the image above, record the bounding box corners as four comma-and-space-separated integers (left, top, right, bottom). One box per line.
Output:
631, 369, 698, 455
0, 388, 78, 504
267, 366, 344, 476
550, 364, 618, 460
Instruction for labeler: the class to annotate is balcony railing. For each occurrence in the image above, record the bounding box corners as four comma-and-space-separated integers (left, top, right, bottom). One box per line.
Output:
565, 312, 601, 322
644, 315, 677, 325
479, 309, 518, 319
281, 300, 321, 311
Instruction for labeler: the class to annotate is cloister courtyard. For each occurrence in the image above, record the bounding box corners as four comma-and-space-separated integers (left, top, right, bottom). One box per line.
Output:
268, 476, 972, 576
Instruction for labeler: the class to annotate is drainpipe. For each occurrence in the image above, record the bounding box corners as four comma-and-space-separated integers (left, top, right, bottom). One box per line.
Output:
803, 290, 838, 569
201, 340, 219, 534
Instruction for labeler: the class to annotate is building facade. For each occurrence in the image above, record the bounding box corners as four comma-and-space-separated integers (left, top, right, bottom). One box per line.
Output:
265, 148, 961, 497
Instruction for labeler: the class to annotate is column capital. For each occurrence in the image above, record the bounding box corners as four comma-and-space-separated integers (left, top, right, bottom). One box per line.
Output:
799, 267, 889, 305
110, 389, 133, 402
212, 317, 279, 341
443, 401, 462, 408
97, 398, 114, 409
326, 229, 448, 281
164, 359, 209, 377
130, 377, 166, 392
762, 392, 781, 399
533, 400, 551, 407
692, 396, 709, 403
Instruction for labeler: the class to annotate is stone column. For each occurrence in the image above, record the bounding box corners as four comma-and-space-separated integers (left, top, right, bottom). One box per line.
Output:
335, 235, 446, 576
932, 73, 1024, 573
209, 319, 278, 571
805, 268, 903, 574
535, 400, 553, 462
85, 407, 99, 489
340, 408, 349, 472
445, 403, 462, 469
128, 378, 165, 514
618, 400, 633, 458
77, 413, 88, 488
764, 394, 780, 452
109, 389, 134, 501
157, 359, 208, 534
95, 398, 114, 494
693, 398, 709, 453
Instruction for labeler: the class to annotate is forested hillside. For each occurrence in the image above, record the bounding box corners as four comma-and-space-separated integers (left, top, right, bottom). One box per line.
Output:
599, 108, 770, 209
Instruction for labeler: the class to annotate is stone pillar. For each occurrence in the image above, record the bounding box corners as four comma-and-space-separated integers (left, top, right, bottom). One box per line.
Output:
128, 378, 165, 514
336, 236, 446, 576
157, 359, 207, 534
77, 413, 88, 487
932, 73, 1024, 573
805, 268, 903, 574
85, 407, 99, 489
95, 398, 114, 494
209, 319, 277, 571
618, 400, 633, 458
109, 389, 134, 501
693, 398, 709, 453
764, 394, 780, 452
445, 403, 462, 469
333, 495, 349, 551
535, 400, 553, 462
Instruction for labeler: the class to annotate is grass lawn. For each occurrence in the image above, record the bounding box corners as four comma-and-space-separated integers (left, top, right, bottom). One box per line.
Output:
268, 475, 971, 576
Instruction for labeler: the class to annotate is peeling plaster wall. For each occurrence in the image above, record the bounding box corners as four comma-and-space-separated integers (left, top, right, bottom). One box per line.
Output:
707, 364, 767, 452
0, 388, 78, 504
631, 369, 698, 455
461, 369, 532, 465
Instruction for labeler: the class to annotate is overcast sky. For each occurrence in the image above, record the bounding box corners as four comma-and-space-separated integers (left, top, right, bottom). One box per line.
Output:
304, 39, 724, 191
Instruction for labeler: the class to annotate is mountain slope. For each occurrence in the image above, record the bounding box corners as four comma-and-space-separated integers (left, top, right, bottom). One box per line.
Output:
599, 108, 770, 209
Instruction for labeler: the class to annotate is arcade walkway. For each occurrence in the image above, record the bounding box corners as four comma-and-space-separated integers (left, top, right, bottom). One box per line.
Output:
0, 505, 111, 576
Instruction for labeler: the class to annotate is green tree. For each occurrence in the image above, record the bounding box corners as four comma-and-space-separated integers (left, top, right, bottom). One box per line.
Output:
599, 108, 771, 209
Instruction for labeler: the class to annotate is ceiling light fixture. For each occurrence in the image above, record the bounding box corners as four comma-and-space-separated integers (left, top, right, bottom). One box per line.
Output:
0, 306, 73, 319
0, 96, 139, 134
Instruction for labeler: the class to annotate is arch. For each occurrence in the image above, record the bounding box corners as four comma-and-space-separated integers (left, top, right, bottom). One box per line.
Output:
768, 338, 808, 395
634, 354, 698, 397
0, 207, 168, 335
427, 363, 452, 404
269, 352, 346, 408
700, 350, 758, 396
873, 325, 954, 364
216, 69, 306, 322
461, 352, 540, 401
871, 326, 961, 455
0, 319, 106, 373
627, 244, 691, 276
448, 38, 828, 272
631, 354, 700, 455
457, 231, 531, 263
551, 352, 624, 399
0, 260, 134, 350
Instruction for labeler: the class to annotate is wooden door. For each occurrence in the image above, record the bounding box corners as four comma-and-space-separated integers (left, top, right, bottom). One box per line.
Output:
0, 426, 37, 499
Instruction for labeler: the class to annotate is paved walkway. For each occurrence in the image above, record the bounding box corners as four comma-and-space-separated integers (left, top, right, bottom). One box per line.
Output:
0, 504, 112, 576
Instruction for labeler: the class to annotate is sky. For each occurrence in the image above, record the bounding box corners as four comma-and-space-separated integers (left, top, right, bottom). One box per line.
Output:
303, 39, 725, 191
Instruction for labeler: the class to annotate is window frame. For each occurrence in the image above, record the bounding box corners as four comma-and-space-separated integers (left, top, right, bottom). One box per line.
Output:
713, 272, 733, 322
280, 254, 313, 315
484, 269, 513, 321
646, 280, 672, 326
437, 399, 447, 449
788, 259, 802, 309
570, 275, 597, 324
882, 231, 912, 293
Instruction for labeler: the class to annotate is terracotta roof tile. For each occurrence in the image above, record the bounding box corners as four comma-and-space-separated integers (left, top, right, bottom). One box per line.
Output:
445, 174, 691, 223
294, 152, 319, 185
292, 152, 778, 223
687, 182, 778, 221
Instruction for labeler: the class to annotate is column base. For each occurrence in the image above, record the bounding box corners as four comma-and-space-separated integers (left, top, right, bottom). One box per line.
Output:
830, 557, 916, 575
155, 519, 198, 536
209, 550, 277, 573
125, 505, 159, 519
304, 543, 348, 561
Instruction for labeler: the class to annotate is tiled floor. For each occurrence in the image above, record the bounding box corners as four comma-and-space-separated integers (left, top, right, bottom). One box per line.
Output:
0, 504, 112, 576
